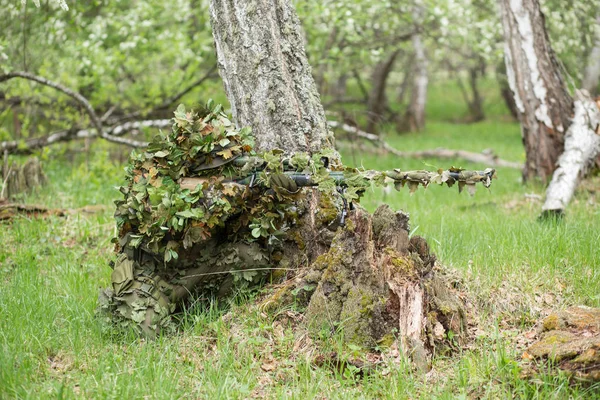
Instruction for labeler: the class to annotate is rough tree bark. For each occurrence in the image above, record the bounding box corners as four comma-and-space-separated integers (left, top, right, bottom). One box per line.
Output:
498, 0, 573, 182
209, 0, 467, 366
582, 15, 600, 96
209, 0, 333, 154
403, 3, 428, 132
542, 93, 600, 215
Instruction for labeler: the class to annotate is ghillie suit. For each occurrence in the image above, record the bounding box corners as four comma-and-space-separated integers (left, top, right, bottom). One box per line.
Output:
98, 102, 309, 336
99, 102, 495, 367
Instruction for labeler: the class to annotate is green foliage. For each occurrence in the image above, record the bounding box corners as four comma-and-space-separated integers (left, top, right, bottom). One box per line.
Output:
114, 101, 255, 261
1, 91, 600, 396
0, 0, 218, 138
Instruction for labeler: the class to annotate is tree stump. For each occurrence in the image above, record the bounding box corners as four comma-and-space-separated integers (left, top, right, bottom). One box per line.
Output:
1, 157, 46, 200
265, 202, 468, 370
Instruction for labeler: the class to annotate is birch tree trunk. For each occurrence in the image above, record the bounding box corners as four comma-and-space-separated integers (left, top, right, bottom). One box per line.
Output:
209, 0, 468, 367
403, 3, 428, 132
542, 93, 600, 215
498, 0, 573, 182
582, 16, 600, 96
209, 0, 333, 154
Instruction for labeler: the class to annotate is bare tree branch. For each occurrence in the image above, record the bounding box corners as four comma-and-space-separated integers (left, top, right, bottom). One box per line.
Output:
0, 119, 171, 154
0, 71, 149, 147
110, 64, 219, 124
327, 120, 523, 169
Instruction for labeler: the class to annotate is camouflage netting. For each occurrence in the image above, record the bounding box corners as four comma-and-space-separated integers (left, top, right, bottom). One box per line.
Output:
98, 101, 349, 337
98, 102, 477, 367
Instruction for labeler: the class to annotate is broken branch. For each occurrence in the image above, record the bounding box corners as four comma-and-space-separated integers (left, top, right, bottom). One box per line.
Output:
0, 119, 172, 154
0, 71, 148, 148
327, 120, 523, 169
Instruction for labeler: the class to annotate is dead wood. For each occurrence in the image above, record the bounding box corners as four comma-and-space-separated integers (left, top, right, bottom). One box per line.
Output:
541, 92, 600, 216
263, 203, 469, 370
328, 120, 523, 169
0, 119, 170, 155
0, 201, 107, 221
1, 157, 46, 200
0, 202, 64, 220
0, 72, 147, 149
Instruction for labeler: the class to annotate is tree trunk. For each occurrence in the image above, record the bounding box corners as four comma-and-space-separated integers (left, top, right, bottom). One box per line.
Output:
498, 0, 573, 182
496, 61, 519, 120
542, 93, 600, 215
315, 27, 339, 95
467, 64, 485, 122
366, 50, 400, 134
582, 15, 600, 96
209, 0, 333, 154
207, 0, 467, 366
403, 4, 428, 132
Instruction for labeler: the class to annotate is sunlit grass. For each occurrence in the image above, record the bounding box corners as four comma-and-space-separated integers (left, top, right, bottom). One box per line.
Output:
1, 84, 599, 398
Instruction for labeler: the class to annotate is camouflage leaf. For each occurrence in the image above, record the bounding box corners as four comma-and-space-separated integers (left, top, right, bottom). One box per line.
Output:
216, 148, 234, 159
408, 181, 419, 194
466, 184, 476, 196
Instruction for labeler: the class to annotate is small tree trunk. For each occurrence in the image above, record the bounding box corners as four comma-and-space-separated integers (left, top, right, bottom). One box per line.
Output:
209, 0, 333, 154
403, 4, 428, 132
582, 15, 600, 96
467, 64, 485, 122
366, 50, 400, 134
331, 73, 348, 102
314, 27, 339, 95
498, 0, 573, 182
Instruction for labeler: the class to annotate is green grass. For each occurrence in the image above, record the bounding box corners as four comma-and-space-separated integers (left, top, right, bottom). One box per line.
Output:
1, 84, 599, 398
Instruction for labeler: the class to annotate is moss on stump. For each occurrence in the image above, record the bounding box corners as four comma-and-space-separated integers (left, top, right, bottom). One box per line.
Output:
264, 204, 469, 370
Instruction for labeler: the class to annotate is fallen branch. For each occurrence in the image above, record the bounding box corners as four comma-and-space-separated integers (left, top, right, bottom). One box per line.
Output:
541, 92, 600, 217
0, 202, 64, 220
0, 119, 171, 154
0, 71, 146, 148
328, 120, 523, 169
0, 201, 108, 221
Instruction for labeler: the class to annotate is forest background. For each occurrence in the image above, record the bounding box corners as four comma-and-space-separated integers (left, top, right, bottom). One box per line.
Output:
0, 0, 599, 398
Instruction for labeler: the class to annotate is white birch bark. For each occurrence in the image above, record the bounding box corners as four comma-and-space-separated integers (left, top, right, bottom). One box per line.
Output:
542, 93, 600, 214
498, 0, 573, 182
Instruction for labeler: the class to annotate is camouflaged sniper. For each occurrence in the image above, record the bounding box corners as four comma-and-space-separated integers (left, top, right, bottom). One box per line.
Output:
98, 101, 496, 337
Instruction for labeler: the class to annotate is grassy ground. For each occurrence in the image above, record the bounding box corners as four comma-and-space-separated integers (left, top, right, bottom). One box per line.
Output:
1, 85, 599, 398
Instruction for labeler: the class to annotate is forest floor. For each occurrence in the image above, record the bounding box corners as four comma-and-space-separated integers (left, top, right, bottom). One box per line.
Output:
1, 85, 599, 398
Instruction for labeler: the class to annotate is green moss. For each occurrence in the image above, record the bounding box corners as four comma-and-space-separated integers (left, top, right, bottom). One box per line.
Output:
338, 286, 377, 348
377, 334, 396, 349
543, 313, 562, 331
572, 347, 600, 364
315, 193, 340, 226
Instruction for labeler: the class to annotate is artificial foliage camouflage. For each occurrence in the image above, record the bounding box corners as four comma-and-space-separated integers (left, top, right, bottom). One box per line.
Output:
98, 101, 496, 336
